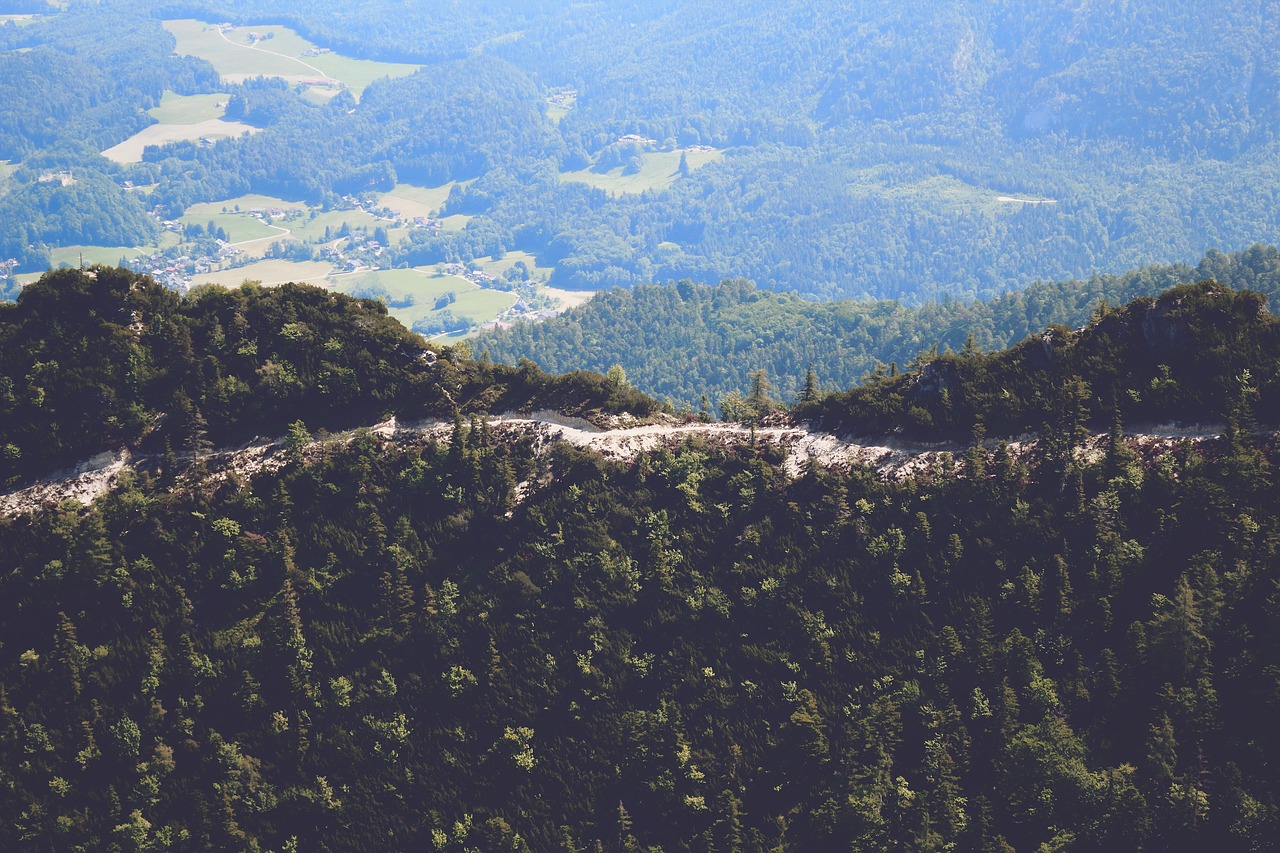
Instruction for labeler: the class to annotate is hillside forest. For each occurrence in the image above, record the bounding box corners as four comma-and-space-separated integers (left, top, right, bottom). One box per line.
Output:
0, 270, 1278, 851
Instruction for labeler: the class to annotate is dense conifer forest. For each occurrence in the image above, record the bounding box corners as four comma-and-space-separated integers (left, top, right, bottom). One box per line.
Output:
1, 269, 1279, 851
478, 245, 1280, 409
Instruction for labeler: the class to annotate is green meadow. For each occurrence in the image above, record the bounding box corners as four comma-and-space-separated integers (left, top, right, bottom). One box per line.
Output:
376, 182, 459, 219
191, 259, 334, 287
163, 19, 418, 98
178, 209, 284, 246
328, 268, 515, 329
560, 146, 723, 195
147, 92, 228, 124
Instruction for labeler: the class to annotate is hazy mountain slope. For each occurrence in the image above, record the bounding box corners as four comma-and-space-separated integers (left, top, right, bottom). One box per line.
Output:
476, 245, 1280, 408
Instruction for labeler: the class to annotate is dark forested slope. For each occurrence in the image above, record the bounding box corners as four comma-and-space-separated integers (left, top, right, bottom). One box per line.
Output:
477, 245, 1280, 409
1, 282, 1280, 850
0, 268, 658, 483
803, 279, 1280, 440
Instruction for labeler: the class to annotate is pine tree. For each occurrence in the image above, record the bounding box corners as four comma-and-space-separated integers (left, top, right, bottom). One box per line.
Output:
798, 363, 819, 404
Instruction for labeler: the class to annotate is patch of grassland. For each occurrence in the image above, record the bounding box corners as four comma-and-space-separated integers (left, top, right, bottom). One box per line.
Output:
191, 259, 334, 287
48, 246, 154, 269
165, 20, 311, 81
377, 182, 458, 219
323, 268, 515, 329
447, 288, 516, 322
299, 87, 339, 106
102, 119, 258, 164
0, 161, 17, 181
147, 92, 228, 124
472, 250, 554, 283
438, 214, 472, 232
178, 210, 282, 245
560, 146, 723, 195
186, 195, 308, 215
307, 53, 419, 94
163, 19, 418, 98
288, 208, 386, 242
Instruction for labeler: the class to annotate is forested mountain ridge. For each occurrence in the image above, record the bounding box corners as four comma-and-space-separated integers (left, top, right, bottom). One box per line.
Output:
477, 244, 1280, 409
802, 279, 1278, 440
0, 268, 658, 485
1, 280, 1279, 850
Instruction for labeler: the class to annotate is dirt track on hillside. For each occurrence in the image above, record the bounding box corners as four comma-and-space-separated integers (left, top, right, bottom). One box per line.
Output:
0, 412, 1228, 517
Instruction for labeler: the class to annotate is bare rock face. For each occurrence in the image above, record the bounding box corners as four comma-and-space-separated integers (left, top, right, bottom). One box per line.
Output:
1138, 295, 1191, 355
915, 359, 958, 399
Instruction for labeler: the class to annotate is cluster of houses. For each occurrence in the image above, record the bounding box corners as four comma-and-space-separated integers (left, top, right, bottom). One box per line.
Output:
438, 262, 503, 289
616, 134, 658, 148
546, 88, 577, 109
340, 194, 442, 233
131, 241, 243, 292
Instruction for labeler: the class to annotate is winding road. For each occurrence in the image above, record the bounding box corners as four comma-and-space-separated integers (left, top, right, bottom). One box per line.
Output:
215, 26, 337, 84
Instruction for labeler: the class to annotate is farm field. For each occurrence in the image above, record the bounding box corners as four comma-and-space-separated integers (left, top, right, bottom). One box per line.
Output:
178, 208, 285, 246
472, 250, 554, 284
376, 182, 458, 219
48, 246, 155, 269
560, 146, 722, 195
191, 259, 334, 287
147, 92, 228, 124
184, 195, 307, 215
186, 262, 516, 331
307, 52, 419, 94
542, 285, 596, 311
288, 208, 393, 243
328, 268, 515, 329
102, 119, 258, 164
438, 214, 471, 232
163, 19, 418, 97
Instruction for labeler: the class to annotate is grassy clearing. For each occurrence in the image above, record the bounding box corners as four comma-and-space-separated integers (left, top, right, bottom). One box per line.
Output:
147, 92, 228, 124
542, 285, 596, 311
438, 214, 472, 232
163, 19, 418, 98
471, 250, 554, 283
560, 146, 723, 195
48, 246, 155, 268
178, 210, 282, 244
322, 268, 515, 329
102, 119, 258, 164
0, 161, 16, 181
307, 53, 418, 94
843, 169, 1052, 215
185, 195, 307, 215
165, 20, 312, 81
191, 259, 334, 287
0, 14, 39, 26
377, 182, 457, 219
288, 208, 386, 242
299, 87, 339, 106
448, 288, 517, 322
